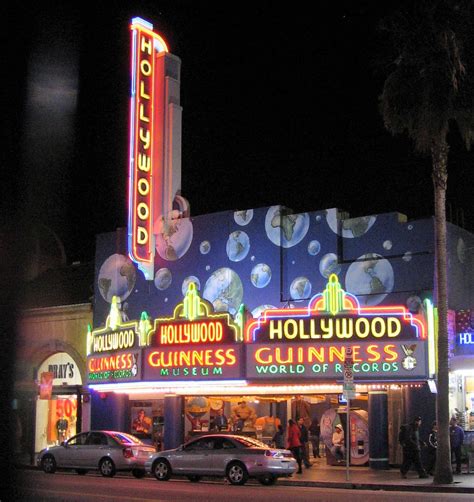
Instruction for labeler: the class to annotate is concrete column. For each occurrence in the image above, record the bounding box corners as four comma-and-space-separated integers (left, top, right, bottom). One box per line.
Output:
164, 395, 184, 450
368, 390, 389, 469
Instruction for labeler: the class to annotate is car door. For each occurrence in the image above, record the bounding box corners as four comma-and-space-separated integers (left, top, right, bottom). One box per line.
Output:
82, 432, 110, 468
174, 437, 215, 474
57, 433, 88, 468
211, 437, 238, 474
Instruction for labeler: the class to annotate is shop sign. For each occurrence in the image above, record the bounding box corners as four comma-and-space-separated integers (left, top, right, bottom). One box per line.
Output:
143, 344, 243, 380
143, 282, 244, 380
454, 310, 474, 356
87, 349, 141, 382
38, 352, 82, 386
246, 341, 428, 380
245, 275, 430, 382
128, 18, 169, 280
88, 297, 150, 355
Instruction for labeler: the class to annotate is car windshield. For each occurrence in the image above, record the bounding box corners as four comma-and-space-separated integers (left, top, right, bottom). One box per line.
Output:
108, 432, 143, 445
233, 436, 270, 448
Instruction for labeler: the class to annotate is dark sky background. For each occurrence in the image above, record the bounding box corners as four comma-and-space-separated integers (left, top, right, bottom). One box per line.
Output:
7, 1, 474, 265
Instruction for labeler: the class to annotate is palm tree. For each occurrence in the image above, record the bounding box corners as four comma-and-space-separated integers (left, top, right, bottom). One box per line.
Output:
378, 0, 474, 485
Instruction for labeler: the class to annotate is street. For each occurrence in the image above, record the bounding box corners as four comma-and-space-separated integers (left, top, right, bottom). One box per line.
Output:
13, 469, 472, 502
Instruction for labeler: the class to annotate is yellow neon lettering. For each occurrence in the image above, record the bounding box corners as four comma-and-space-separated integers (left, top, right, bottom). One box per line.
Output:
139, 128, 151, 149
372, 317, 385, 338
355, 318, 370, 338
140, 36, 153, 55
139, 104, 150, 123
139, 80, 150, 100
140, 59, 152, 76
283, 319, 298, 339
321, 318, 333, 339
138, 178, 150, 196
388, 317, 401, 337
255, 347, 271, 364
137, 202, 149, 220
137, 226, 148, 245
269, 320, 282, 340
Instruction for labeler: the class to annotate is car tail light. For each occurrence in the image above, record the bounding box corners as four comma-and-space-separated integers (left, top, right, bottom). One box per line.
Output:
265, 450, 284, 458
123, 448, 134, 459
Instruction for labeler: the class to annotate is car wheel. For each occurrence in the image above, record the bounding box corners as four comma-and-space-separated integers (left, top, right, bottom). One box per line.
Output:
187, 475, 201, 482
226, 462, 248, 486
132, 468, 146, 479
258, 474, 277, 485
153, 459, 172, 481
41, 455, 56, 474
99, 457, 116, 477
76, 469, 88, 476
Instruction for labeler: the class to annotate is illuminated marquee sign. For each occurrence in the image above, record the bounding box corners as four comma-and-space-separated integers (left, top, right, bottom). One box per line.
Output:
87, 350, 141, 382
454, 310, 474, 355
143, 283, 244, 380
86, 297, 154, 383
128, 18, 169, 280
245, 275, 433, 382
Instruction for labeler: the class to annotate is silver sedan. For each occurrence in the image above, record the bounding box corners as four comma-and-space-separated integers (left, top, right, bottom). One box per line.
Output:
37, 430, 156, 478
145, 434, 297, 485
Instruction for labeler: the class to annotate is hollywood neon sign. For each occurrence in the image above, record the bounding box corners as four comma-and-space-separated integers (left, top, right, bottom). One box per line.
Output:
152, 282, 243, 346
128, 18, 169, 280
87, 296, 154, 355
246, 274, 427, 343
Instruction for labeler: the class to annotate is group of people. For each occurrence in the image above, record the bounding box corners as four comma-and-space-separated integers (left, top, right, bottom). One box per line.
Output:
272, 417, 321, 474
400, 415, 465, 478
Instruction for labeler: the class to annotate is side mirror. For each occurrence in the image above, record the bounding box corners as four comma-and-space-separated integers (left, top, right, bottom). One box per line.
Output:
177, 444, 184, 451
61, 441, 67, 447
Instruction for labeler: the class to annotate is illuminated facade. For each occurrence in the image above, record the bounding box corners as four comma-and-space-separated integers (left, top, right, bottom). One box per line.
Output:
87, 17, 474, 469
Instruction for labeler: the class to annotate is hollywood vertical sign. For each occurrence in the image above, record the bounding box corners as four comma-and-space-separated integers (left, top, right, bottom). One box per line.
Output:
128, 18, 169, 279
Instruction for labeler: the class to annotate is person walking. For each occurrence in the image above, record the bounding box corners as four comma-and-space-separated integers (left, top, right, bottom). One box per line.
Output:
426, 421, 437, 475
309, 416, 321, 458
298, 417, 312, 468
287, 419, 303, 474
450, 417, 465, 474
399, 416, 429, 479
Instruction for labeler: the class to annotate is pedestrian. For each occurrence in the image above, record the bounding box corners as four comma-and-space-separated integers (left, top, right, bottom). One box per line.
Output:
450, 417, 465, 474
399, 416, 429, 479
331, 423, 345, 462
298, 417, 312, 468
426, 421, 437, 475
272, 424, 285, 449
309, 416, 321, 458
287, 419, 303, 474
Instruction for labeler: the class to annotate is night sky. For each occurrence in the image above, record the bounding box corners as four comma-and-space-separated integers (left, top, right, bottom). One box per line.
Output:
8, 1, 474, 264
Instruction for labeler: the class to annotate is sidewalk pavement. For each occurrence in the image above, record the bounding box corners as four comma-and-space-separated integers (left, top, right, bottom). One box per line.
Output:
277, 457, 474, 493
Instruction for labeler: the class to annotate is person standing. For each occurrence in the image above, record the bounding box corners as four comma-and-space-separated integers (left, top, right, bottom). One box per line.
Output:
400, 416, 429, 479
287, 419, 303, 474
450, 417, 465, 474
298, 417, 312, 468
426, 421, 438, 475
272, 424, 286, 449
309, 416, 321, 458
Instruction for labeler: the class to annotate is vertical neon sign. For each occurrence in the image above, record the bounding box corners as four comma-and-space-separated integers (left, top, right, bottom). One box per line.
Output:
128, 18, 168, 280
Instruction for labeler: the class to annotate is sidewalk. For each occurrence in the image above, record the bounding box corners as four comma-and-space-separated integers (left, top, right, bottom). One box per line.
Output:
277, 457, 474, 493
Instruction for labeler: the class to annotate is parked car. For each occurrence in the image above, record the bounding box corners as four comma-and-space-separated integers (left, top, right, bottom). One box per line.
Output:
37, 430, 156, 478
145, 434, 297, 485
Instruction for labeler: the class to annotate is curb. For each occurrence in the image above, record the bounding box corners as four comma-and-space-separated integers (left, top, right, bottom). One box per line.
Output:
277, 478, 474, 494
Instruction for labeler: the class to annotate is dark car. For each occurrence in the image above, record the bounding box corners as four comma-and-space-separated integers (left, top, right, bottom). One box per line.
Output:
37, 430, 156, 478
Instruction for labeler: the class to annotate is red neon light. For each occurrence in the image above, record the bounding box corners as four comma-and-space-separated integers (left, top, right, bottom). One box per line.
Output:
131, 27, 155, 265
88, 353, 134, 372
147, 348, 237, 368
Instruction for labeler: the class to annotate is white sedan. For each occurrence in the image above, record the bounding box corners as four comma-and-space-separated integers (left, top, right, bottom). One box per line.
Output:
145, 434, 297, 485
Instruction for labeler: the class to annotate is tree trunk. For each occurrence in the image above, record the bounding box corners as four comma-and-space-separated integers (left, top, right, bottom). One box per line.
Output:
431, 138, 453, 485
